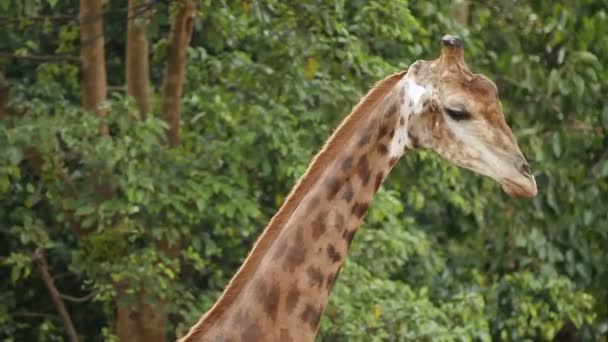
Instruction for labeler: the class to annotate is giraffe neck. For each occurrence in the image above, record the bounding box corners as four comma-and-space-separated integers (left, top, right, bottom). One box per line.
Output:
181, 70, 433, 341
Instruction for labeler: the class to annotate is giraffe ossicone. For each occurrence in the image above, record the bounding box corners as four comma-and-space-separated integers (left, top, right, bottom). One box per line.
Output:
180, 34, 537, 342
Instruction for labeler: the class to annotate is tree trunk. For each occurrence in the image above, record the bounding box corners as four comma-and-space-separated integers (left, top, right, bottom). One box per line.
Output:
79, 0, 108, 134
115, 244, 180, 342
553, 320, 579, 342
116, 1, 163, 340
78, 0, 114, 231
126, 0, 152, 118
115, 2, 195, 341
115, 295, 170, 342
161, 0, 195, 148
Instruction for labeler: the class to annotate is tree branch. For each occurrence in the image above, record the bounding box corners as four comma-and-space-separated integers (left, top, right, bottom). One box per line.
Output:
0, 52, 80, 65
33, 251, 80, 342
60, 289, 100, 303
14, 311, 62, 322
0, 15, 75, 24
0, 2, 154, 26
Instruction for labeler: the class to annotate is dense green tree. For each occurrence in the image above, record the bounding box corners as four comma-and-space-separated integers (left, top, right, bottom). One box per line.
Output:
1, 0, 606, 341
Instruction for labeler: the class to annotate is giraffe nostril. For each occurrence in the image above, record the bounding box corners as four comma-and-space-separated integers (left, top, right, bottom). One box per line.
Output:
517, 158, 532, 177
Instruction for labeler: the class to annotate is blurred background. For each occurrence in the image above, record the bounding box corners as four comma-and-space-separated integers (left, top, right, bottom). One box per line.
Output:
1, 0, 606, 341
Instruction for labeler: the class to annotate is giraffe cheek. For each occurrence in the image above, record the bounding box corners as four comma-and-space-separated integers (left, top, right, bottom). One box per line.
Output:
429, 111, 446, 141
423, 98, 441, 113
431, 116, 457, 153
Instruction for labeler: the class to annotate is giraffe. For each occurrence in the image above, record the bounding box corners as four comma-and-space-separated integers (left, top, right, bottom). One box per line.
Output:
179, 35, 537, 342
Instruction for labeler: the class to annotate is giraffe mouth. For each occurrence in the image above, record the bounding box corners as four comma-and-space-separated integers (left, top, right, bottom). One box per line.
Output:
500, 177, 538, 198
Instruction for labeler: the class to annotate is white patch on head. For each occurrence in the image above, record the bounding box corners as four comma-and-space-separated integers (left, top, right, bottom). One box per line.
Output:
405, 77, 431, 113
388, 75, 434, 158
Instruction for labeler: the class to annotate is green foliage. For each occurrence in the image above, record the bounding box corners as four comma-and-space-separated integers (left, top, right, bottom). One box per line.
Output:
321, 262, 492, 342
487, 272, 595, 340
1, 0, 606, 341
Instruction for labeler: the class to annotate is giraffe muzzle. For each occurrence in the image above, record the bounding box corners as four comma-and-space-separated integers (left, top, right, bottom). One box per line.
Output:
500, 155, 538, 198
516, 156, 533, 178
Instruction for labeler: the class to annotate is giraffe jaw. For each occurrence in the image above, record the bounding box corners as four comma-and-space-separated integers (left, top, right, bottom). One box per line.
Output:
500, 176, 538, 198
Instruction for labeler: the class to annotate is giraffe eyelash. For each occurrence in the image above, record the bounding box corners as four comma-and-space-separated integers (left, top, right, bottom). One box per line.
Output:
444, 107, 471, 121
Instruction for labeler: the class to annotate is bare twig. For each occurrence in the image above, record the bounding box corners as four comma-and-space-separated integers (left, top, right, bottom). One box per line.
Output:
0, 15, 75, 24
60, 289, 100, 303
14, 311, 62, 322
108, 85, 126, 92
33, 251, 80, 342
0, 2, 154, 26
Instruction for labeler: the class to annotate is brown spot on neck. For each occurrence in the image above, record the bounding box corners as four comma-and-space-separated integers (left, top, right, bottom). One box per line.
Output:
351, 201, 369, 218
378, 124, 389, 139
374, 172, 384, 192
326, 178, 341, 200
311, 211, 328, 241
343, 229, 357, 247
357, 155, 371, 186
282, 230, 307, 272
377, 143, 389, 155
306, 195, 320, 212
285, 284, 300, 315
306, 266, 324, 288
342, 181, 354, 203
408, 126, 420, 148
389, 156, 399, 167
385, 102, 399, 119
334, 212, 345, 232
254, 280, 281, 323
241, 321, 263, 341
325, 273, 336, 292
231, 309, 246, 327
341, 156, 353, 172
326, 265, 344, 292
300, 304, 323, 329
357, 132, 371, 147
326, 244, 342, 263
280, 329, 293, 342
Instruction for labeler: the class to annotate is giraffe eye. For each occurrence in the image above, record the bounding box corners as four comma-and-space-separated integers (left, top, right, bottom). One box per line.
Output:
444, 107, 471, 121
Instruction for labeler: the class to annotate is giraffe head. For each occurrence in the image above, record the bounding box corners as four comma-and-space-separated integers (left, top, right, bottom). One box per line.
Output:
404, 35, 537, 198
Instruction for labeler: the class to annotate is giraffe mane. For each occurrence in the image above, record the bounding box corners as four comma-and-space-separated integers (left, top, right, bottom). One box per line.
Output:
181, 70, 406, 340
